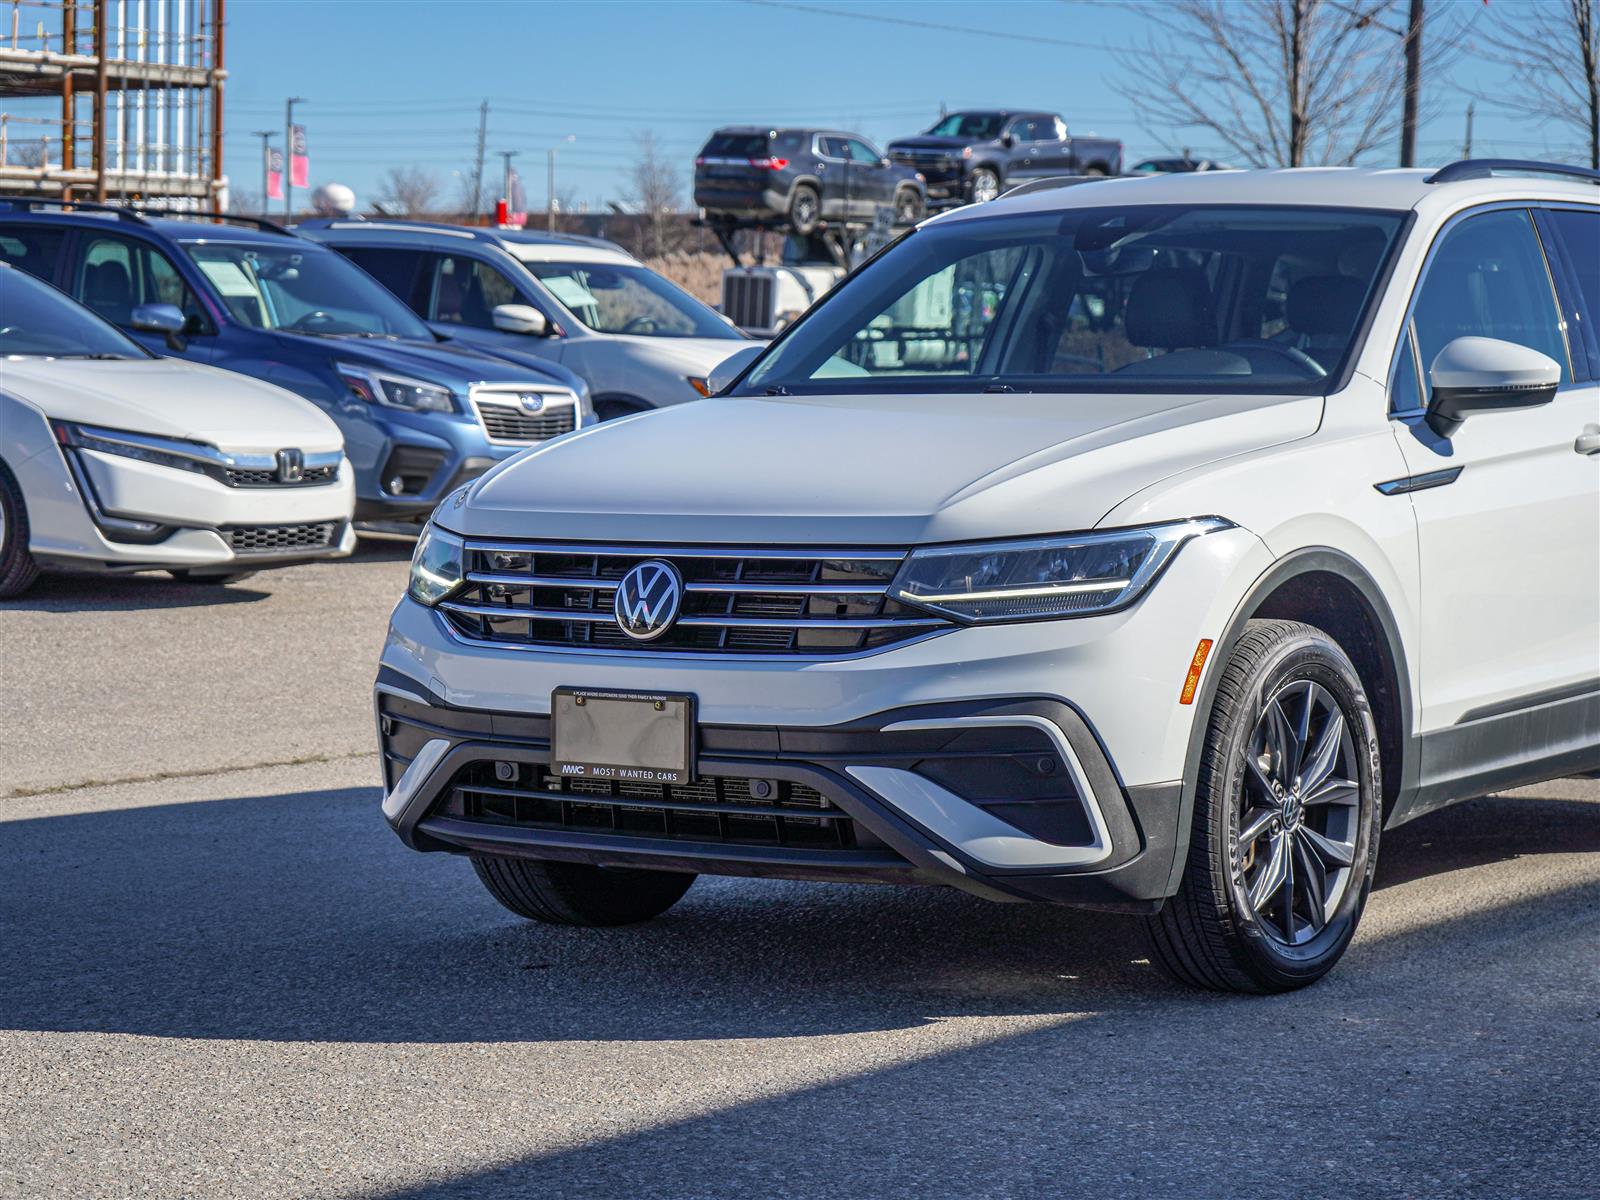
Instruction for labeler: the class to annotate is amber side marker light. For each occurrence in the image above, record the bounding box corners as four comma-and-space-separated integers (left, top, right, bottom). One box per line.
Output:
1179, 639, 1214, 705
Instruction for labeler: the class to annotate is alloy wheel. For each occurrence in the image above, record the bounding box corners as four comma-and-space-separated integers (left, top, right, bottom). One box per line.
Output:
971, 171, 1000, 203
1231, 679, 1361, 947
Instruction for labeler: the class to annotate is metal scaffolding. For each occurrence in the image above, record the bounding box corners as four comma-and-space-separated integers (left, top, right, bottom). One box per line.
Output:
0, 0, 225, 208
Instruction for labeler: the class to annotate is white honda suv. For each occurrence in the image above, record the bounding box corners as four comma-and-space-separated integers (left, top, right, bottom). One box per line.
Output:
376, 161, 1599, 992
0, 264, 355, 594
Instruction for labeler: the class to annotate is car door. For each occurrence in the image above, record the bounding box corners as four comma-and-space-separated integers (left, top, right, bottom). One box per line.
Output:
814, 136, 850, 220
69, 231, 215, 361
1034, 116, 1073, 174
1010, 117, 1053, 181
418, 250, 563, 364
1386, 204, 1600, 744
845, 137, 894, 217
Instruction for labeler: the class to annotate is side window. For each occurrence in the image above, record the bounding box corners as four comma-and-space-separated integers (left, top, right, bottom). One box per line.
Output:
0, 226, 66, 282
1544, 208, 1599, 376
427, 253, 521, 329
818, 136, 847, 160
846, 139, 881, 165
1411, 209, 1570, 384
337, 246, 425, 310
76, 234, 204, 329
771, 132, 807, 159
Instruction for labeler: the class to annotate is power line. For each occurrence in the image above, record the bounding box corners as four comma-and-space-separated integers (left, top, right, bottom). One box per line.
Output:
739, 0, 1129, 52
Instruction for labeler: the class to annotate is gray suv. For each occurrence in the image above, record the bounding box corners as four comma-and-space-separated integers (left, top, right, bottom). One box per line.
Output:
888, 111, 1123, 205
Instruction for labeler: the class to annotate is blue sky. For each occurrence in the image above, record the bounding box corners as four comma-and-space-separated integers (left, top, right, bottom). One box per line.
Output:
217, 0, 1563, 212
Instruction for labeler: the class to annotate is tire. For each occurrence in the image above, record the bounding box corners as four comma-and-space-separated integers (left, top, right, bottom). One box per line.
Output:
894, 187, 924, 226
968, 167, 1001, 204
1146, 619, 1383, 993
0, 461, 40, 599
788, 183, 821, 235
166, 569, 258, 585
1083, 164, 1109, 177
471, 855, 696, 927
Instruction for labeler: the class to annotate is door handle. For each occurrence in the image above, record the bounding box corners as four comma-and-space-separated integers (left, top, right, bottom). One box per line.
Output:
1577, 425, 1600, 456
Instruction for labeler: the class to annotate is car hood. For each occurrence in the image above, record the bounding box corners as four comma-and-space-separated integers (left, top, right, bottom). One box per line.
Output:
426, 331, 589, 396
601, 335, 756, 377
2, 357, 342, 452
269, 331, 557, 387
447, 389, 1323, 545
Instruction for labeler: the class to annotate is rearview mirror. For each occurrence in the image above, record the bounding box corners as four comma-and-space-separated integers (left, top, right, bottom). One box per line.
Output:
492, 304, 548, 336
706, 344, 764, 395
1426, 336, 1560, 437
130, 302, 188, 350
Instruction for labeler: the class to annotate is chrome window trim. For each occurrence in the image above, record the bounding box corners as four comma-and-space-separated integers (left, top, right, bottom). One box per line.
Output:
1385, 199, 1576, 418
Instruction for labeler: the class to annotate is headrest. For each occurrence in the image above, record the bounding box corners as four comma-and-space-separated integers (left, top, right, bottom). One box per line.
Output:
1286, 274, 1368, 336
1123, 268, 1216, 349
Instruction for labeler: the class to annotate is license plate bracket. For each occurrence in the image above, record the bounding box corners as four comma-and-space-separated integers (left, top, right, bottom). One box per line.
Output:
550, 688, 696, 785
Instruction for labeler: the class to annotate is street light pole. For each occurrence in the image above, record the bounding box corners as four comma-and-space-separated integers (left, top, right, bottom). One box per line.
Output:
284, 96, 305, 220
253, 130, 275, 217
497, 150, 518, 225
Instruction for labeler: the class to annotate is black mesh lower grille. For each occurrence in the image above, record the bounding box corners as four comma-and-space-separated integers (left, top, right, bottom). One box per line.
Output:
226, 522, 338, 554
440, 762, 859, 851
224, 465, 337, 487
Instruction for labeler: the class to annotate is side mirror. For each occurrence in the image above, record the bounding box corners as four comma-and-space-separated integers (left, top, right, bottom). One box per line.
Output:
879, 156, 891, 168
706, 344, 764, 395
1426, 336, 1560, 437
492, 303, 548, 336
1000, 133, 1015, 149
130, 302, 188, 350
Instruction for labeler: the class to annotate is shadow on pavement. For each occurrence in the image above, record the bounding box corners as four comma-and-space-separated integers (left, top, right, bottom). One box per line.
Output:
1, 782, 1594, 1051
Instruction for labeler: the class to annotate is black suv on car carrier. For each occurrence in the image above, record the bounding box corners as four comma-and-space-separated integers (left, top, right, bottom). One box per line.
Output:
888, 110, 1123, 205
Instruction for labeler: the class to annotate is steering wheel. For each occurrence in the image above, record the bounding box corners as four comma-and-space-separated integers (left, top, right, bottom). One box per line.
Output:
287, 310, 337, 331
1049, 351, 1104, 372
1221, 339, 1327, 378
620, 316, 659, 335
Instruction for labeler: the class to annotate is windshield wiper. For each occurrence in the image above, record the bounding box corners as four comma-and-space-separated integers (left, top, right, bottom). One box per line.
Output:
764, 385, 792, 396
60, 353, 133, 360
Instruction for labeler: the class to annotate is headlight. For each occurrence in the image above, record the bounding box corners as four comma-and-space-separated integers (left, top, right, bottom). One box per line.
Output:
337, 362, 455, 413
962, 146, 973, 160
408, 523, 465, 606
889, 518, 1231, 623
54, 421, 211, 477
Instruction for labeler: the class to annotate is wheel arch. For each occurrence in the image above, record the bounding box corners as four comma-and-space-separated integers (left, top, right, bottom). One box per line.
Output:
1161, 547, 1416, 896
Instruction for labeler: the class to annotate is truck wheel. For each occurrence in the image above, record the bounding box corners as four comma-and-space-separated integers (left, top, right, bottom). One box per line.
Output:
0, 462, 40, 599
471, 855, 696, 926
968, 167, 1001, 203
1146, 619, 1382, 993
788, 184, 821, 235
894, 188, 924, 225
1083, 164, 1109, 177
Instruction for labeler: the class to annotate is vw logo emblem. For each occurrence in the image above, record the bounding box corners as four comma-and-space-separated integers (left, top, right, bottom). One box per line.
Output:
614, 560, 683, 641
518, 392, 545, 413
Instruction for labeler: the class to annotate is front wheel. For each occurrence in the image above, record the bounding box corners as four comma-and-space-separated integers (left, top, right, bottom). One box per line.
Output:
894, 188, 924, 225
968, 167, 1001, 203
1147, 619, 1382, 993
788, 183, 821, 235
472, 855, 696, 926
0, 463, 40, 599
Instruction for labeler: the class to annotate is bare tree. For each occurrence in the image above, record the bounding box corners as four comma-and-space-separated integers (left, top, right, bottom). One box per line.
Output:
1119, 0, 1426, 166
375, 165, 445, 217
627, 131, 682, 257
1476, 0, 1599, 168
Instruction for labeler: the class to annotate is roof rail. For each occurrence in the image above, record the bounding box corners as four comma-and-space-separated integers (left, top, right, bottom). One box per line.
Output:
297, 215, 493, 242
0, 195, 151, 224
125, 209, 299, 237
1424, 159, 1600, 185
1000, 175, 1109, 199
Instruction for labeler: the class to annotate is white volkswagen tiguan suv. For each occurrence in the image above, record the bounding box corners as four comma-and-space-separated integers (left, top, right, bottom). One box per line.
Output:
376, 162, 1599, 992
0, 264, 355, 595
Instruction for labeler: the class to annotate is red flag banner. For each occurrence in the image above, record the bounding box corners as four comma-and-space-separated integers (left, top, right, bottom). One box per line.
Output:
266, 147, 284, 200
290, 124, 309, 189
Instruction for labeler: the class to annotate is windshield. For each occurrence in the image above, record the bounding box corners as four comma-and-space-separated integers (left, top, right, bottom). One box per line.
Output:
182, 240, 434, 338
925, 113, 1005, 140
0, 267, 148, 358
525, 261, 740, 339
739, 205, 1404, 397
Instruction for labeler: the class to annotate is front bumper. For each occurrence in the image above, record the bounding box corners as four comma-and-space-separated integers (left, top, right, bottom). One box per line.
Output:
375, 525, 1271, 907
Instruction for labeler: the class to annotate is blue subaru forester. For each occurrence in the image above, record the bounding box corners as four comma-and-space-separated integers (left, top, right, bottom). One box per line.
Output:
0, 201, 593, 523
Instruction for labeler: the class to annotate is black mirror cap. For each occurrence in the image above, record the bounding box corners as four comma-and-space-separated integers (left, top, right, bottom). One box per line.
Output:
1425, 381, 1559, 437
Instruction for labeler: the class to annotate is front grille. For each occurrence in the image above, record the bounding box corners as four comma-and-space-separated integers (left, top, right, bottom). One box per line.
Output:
472, 397, 579, 444
440, 762, 858, 850
224, 464, 338, 488
226, 521, 338, 554
722, 273, 775, 330
438, 541, 951, 656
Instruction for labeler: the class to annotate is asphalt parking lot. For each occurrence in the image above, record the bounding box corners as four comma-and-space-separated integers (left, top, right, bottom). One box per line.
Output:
2, 553, 1597, 1199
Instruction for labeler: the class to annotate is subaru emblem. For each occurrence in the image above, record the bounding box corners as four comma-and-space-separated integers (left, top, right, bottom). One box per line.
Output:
614, 560, 683, 641
275, 448, 305, 484
518, 392, 545, 413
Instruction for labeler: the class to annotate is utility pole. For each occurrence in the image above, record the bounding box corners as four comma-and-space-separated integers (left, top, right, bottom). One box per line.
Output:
284, 96, 305, 219
1400, 0, 1423, 167
253, 130, 276, 216
497, 150, 518, 224
1463, 101, 1474, 158
548, 134, 574, 232
469, 100, 488, 218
